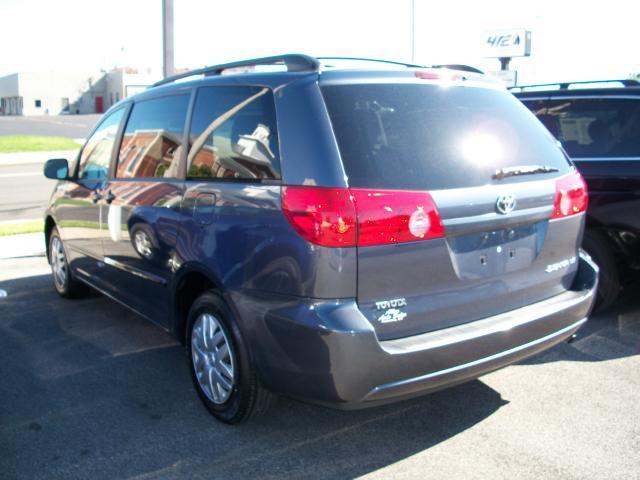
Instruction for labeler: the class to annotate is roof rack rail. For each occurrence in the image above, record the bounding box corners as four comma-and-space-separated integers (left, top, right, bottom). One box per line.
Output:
316, 58, 484, 75
430, 64, 484, 74
316, 57, 425, 68
510, 79, 640, 91
151, 54, 320, 88
151, 54, 487, 89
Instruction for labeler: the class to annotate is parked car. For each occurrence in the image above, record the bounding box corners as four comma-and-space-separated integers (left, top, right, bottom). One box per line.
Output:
43, 54, 598, 424
513, 80, 640, 309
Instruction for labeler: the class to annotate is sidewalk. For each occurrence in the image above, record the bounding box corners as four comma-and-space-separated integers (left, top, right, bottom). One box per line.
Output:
0, 149, 80, 166
0, 233, 46, 259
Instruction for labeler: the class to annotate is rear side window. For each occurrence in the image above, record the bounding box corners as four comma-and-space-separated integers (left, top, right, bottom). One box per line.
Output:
187, 86, 280, 180
78, 108, 125, 180
116, 94, 190, 178
522, 98, 640, 158
322, 84, 570, 190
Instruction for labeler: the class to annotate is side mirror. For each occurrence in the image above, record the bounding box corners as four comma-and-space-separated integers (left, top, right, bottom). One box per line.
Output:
44, 158, 70, 180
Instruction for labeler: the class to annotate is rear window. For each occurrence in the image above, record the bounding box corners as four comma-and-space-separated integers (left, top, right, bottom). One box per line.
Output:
521, 98, 640, 158
322, 84, 570, 190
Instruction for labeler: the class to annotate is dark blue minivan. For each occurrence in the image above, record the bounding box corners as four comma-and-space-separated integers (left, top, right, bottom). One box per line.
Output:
44, 55, 598, 423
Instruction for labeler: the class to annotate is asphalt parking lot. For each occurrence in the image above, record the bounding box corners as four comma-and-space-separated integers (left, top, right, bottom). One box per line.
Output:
0, 114, 99, 138
1, 256, 638, 480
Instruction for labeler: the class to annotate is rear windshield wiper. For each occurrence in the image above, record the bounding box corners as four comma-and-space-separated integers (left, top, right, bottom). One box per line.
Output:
493, 165, 559, 180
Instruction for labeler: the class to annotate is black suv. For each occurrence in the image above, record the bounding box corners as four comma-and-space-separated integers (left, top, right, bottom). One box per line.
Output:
514, 80, 640, 308
43, 55, 598, 423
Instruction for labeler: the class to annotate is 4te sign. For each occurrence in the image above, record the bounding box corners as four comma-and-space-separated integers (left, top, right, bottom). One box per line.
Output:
483, 29, 531, 58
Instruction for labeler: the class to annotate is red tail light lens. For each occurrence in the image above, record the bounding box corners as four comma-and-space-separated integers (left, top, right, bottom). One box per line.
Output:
281, 186, 445, 247
351, 189, 445, 246
281, 187, 357, 247
552, 172, 588, 219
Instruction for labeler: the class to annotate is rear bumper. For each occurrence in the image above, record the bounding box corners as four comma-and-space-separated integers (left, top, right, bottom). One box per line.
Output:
230, 251, 598, 409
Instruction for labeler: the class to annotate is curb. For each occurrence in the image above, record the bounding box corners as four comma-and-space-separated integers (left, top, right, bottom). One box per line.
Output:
0, 218, 41, 226
0, 232, 46, 260
0, 149, 80, 167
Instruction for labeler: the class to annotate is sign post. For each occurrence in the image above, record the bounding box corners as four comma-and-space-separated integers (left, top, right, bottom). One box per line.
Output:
483, 29, 531, 87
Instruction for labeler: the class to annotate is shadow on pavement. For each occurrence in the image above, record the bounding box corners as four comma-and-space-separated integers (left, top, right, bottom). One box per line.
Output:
0, 272, 508, 480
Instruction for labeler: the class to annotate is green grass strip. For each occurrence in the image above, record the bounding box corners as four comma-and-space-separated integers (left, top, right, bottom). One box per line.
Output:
0, 136, 80, 153
0, 220, 44, 237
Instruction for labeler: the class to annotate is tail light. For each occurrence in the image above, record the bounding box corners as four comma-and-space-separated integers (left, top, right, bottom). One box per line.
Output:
281, 187, 445, 247
351, 189, 444, 246
552, 171, 588, 219
281, 187, 357, 247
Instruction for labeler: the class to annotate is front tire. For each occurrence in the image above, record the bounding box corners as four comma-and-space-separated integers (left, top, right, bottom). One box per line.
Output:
48, 227, 88, 298
186, 291, 274, 424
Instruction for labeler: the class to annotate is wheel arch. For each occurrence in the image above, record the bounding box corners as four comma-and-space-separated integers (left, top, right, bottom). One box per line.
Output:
44, 215, 57, 262
172, 264, 226, 345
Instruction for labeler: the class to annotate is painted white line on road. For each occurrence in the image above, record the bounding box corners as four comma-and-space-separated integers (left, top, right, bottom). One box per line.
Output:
0, 172, 41, 178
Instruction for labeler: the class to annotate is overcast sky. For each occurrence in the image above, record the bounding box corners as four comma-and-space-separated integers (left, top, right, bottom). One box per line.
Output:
0, 0, 637, 85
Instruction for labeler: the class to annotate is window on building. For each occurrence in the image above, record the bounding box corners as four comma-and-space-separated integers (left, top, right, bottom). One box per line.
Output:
35, 99, 42, 108
116, 94, 190, 178
187, 86, 280, 180
78, 108, 125, 180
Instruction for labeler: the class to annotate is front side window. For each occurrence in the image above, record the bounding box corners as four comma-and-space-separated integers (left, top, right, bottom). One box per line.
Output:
523, 98, 640, 158
78, 108, 125, 180
187, 86, 280, 180
116, 94, 190, 178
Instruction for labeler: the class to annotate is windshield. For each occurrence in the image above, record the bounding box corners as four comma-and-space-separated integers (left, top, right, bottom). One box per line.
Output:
322, 83, 571, 190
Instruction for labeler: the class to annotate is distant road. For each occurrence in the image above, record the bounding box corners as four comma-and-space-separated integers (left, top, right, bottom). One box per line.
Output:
0, 114, 100, 138
0, 162, 54, 222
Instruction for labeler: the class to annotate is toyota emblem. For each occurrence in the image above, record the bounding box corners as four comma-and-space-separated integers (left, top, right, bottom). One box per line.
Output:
496, 193, 516, 215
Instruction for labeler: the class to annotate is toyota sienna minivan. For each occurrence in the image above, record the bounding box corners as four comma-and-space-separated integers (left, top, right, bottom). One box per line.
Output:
43, 54, 598, 423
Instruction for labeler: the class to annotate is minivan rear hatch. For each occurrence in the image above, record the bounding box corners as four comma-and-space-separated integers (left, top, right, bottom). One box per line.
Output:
321, 75, 584, 340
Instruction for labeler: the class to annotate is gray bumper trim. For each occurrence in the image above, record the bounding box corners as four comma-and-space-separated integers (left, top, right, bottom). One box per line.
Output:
380, 287, 593, 355
369, 317, 586, 396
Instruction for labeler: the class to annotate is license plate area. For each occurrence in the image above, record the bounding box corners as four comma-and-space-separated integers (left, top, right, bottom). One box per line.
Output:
447, 222, 547, 280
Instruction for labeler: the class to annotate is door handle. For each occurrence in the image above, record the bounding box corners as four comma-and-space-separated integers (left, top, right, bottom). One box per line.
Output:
105, 190, 116, 204
193, 192, 217, 226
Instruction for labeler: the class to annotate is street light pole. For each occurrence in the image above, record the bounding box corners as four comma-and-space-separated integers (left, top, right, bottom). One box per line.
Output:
162, 0, 175, 78
410, 0, 415, 63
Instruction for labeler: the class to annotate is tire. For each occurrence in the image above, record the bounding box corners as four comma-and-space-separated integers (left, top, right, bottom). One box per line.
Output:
130, 223, 157, 261
186, 291, 275, 424
48, 226, 88, 298
582, 230, 620, 311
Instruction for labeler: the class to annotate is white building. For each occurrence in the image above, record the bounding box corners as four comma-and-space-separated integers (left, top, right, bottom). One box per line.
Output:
0, 68, 160, 116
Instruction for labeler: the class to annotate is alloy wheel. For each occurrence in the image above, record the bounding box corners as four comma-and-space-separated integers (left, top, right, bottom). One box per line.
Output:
50, 236, 67, 289
191, 313, 236, 404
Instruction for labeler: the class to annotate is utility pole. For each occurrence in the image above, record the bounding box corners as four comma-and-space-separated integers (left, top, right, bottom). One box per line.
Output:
162, 0, 175, 78
410, 0, 416, 63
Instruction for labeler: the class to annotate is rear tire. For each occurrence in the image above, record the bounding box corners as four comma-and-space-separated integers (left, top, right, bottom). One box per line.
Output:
48, 227, 88, 298
186, 291, 275, 424
582, 230, 619, 311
